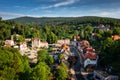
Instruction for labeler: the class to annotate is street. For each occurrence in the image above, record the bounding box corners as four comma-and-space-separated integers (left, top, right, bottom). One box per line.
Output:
70, 45, 85, 80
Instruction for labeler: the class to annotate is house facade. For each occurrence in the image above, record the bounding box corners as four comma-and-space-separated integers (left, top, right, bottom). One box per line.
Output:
57, 38, 70, 45
19, 42, 27, 51
32, 38, 41, 48
40, 42, 49, 48
32, 38, 48, 48
4, 40, 14, 46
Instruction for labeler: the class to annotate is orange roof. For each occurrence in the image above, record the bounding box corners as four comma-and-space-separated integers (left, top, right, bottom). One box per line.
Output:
86, 48, 95, 53
84, 52, 97, 60
112, 35, 120, 40
63, 46, 69, 50
61, 44, 69, 50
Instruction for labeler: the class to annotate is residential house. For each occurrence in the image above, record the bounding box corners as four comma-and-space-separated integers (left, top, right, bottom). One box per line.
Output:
19, 42, 27, 51
78, 40, 90, 50
61, 44, 70, 52
32, 38, 41, 48
40, 42, 49, 48
57, 38, 70, 45
77, 40, 98, 69
99, 24, 109, 31
57, 40, 64, 44
112, 35, 120, 40
4, 40, 14, 46
32, 38, 48, 48
64, 38, 70, 45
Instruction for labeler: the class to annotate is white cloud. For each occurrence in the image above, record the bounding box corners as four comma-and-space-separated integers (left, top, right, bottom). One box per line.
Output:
41, 0, 79, 9
30, 0, 79, 11
92, 9, 120, 18
0, 12, 25, 20
14, 6, 26, 8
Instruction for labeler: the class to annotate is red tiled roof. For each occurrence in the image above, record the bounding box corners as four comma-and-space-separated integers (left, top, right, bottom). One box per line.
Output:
112, 35, 120, 40
84, 52, 97, 60
86, 48, 95, 53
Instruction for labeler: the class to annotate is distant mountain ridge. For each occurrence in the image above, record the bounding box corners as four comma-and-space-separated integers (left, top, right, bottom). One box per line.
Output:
9, 16, 120, 26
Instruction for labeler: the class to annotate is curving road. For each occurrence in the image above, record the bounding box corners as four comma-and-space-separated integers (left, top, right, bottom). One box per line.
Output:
70, 45, 85, 80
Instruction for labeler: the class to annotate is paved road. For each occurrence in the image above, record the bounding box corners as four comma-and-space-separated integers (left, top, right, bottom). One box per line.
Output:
70, 45, 85, 80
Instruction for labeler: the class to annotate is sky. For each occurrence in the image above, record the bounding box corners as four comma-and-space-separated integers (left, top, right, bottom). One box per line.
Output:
0, 0, 120, 20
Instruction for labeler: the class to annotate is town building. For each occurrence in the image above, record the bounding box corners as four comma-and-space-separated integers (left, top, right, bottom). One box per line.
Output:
32, 38, 41, 48
57, 38, 70, 45
61, 44, 70, 52
32, 38, 48, 48
77, 40, 98, 71
19, 42, 27, 51
4, 40, 14, 46
40, 42, 49, 48
112, 35, 120, 40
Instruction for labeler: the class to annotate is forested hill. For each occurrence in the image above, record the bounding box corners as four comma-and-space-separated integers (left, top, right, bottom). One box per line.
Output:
10, 16, 120, 26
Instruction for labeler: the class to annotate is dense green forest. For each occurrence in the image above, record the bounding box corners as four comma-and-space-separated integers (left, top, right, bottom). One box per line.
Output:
10, 16, 120, 26
0, 16, 120, 79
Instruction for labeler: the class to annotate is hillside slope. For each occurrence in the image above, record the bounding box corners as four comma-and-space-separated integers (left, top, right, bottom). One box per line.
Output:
9, 16, 120, 26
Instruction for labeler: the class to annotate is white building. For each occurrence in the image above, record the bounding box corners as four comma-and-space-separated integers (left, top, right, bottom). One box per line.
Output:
32, 38, 41, 48
40, 42, 49, 48
57, 38, 70, 45
20, 42, 27, 51
4, 40, 14, 46
32, 38, 48, 48
64, 38, 70, 45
